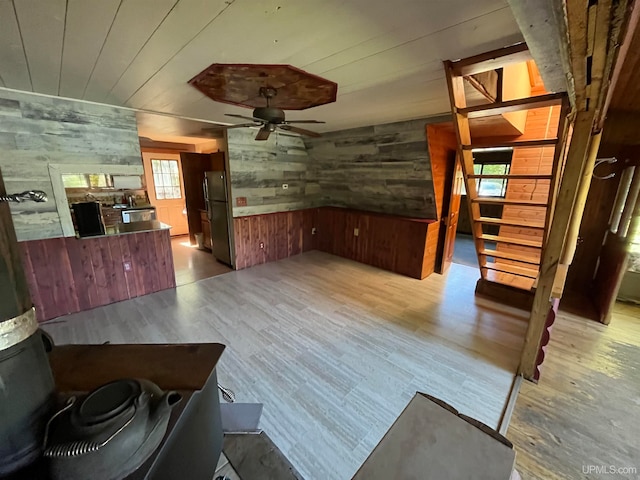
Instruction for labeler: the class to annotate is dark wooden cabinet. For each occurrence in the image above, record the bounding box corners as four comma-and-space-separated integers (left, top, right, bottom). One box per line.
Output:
200, 210, 212, 250
180, 152, 225, 244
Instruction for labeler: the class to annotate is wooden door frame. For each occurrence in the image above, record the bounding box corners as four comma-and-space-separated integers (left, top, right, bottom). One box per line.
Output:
141, 151, 189, 236
437, 154, 463, 273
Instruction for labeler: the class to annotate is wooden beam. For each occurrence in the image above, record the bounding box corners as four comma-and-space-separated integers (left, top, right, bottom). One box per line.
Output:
463, 74, 496, 103
443, 61, 485, 270
519, 110, 596, 380
459, 93, 566, 118
566, 0, 590, 110
600, 0, 640, 127
588, 0, 613, 117
462, 139, 558, 149
0, 168, 32, 321
561, 131, 602, 264
543, 97, 572, 251
451, 43, 531, 76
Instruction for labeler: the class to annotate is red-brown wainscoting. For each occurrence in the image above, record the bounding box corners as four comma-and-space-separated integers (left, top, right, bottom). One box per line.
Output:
233, 209, 317, 270
233, 207, 439, 279
20, 229, 175, 322
316, 207, 438, 279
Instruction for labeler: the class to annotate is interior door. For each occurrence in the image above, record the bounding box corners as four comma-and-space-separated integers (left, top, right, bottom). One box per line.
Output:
142, 152, 189, 236
180, 152, 225, 244
441, 156, 464, 272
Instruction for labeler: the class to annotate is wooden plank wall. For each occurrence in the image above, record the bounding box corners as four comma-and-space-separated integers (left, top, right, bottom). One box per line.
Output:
233, 207, 439, 279
19, 229, 175, 322
226, 129, 320, 217
233, 209, 316, 270
0, 89, 142, 241
315, 207, 438, 279
494, 105, 561, 262
304, 116, 451, 219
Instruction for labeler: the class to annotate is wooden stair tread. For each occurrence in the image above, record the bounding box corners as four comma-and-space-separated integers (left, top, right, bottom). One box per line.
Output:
462, 139, 557, 150
476, 217, 546, 229
472, 197, 548, 206
479, 234, 543, 248
479, 248, 540, 265
458, 93, 566, 118
483, 270, 537, 291
482, 261, 539, 279
469, 174, 552, 180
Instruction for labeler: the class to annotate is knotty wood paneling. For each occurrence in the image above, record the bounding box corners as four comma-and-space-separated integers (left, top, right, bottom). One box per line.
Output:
20, 229, 175, 322
475, 105, 560, 266
233, 209, 317, 270
234, 207, 439, 279
316, 207, 437, 279
305, 117, 451, 219
0, 90, 142, 241
426, 123, 458, 273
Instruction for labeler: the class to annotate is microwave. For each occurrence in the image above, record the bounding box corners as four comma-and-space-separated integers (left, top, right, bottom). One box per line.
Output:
121, 208, 156, 223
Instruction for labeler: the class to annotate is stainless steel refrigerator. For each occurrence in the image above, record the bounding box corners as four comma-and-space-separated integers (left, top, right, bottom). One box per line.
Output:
203, 171, 232, 266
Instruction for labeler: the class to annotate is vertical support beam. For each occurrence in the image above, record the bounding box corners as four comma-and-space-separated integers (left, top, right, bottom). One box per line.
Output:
443, 61, 486, 272
561, 131, 603, 264
519, 111, 596, 380
0, 168, 32, 321
543, 97, 572, 249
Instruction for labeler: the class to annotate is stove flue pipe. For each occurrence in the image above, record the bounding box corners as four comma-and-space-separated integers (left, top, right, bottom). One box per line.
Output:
0, 168, 55, 476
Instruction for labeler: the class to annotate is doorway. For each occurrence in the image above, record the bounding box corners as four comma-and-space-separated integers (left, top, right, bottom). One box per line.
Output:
141, 151, 189, 236
170, 236, 232, 286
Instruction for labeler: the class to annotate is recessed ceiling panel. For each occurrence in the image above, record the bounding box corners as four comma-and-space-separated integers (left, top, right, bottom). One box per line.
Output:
188, 63, 338, 110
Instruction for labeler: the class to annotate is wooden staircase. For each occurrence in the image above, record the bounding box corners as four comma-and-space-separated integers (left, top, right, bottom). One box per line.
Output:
444, 45, 571, 291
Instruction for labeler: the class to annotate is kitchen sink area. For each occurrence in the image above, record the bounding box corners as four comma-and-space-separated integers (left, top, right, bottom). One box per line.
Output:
62, 173, 169, 238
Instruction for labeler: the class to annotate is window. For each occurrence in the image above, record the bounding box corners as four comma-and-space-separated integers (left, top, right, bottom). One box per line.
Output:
62, 173, 113, 188
472, 150, 513, 197
151, 159, 182, 200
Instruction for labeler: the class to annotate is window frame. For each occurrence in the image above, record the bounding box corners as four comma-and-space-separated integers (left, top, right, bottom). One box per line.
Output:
150, 158, 182, 200
472, 149, 514, 198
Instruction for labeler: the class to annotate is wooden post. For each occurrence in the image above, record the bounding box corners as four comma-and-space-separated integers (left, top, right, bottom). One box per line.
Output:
561, 131, 603, 264
519, 111, 596, 380
0, 168, 32, 322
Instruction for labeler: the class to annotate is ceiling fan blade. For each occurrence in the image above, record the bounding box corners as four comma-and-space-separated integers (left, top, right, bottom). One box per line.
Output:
278, 124, 322, 138
255, 127, 272, 141
202, 122, 258, 132
282, 120, 325, 124
225, 113, 263, 123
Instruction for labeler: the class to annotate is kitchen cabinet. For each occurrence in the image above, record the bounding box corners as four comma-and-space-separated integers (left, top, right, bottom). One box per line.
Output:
200, 210, 212, 250
180, 152, 225, 244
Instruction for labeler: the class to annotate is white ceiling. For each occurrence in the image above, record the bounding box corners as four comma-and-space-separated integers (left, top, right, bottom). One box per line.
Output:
0, 0, 524, 138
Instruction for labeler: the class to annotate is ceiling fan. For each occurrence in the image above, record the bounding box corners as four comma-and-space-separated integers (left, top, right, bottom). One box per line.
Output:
204, 87, 325, 141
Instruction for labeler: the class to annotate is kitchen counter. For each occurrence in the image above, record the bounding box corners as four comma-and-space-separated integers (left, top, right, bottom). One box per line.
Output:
77, 220, 171, 239
19, 225, 176, 322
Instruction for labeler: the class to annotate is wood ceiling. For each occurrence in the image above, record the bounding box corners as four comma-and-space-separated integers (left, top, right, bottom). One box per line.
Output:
0, 0, 524, 136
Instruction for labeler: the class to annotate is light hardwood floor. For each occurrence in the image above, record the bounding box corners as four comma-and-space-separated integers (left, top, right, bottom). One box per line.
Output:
171, 235, 232, 286
42, 251, 529, 479
509, 302, 640, 480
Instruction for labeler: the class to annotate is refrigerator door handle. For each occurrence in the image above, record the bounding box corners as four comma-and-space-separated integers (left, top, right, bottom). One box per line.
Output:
203, 177, 211, 219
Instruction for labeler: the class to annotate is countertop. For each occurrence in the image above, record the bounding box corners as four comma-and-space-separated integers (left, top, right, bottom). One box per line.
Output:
78, 220, 171, 239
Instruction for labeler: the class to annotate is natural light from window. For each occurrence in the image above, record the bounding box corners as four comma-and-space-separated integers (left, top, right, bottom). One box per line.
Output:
151, 159, 182, 200
62, 173, 113, 189
473, 163, 510, 197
